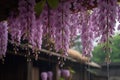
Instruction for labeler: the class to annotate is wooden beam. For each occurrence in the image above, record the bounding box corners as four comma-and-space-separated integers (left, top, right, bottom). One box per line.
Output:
7, 40, 77, 62
6, 50, 56, 63
40, 49, 77, 62
27, 61, 33, 80
53, 63, 59, 80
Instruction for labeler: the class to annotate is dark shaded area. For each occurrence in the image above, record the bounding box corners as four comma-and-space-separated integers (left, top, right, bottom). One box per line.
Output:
0, 54, 27, 80
0, 0, 18, 21
88, 63, 120, 80
0, 49, 92, 80
0, 0, 98, 21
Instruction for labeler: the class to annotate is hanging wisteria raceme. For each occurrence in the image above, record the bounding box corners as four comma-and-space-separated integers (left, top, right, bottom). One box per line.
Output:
36, 20, 43, 50
26, 0, 36, 44
0, 21, 8, 59
80, 11, 93, 57
53, 2, 71, 56
18, 0, 36, 45
8, 13, 22, 44
49, 10, 57, 40
40, 7, 49, 37
39, 5, 56, 43
53, 8, 65, 53
90, 8, 101, 39
18, 0, 28, 37
31, 19, 43, 50
67, 13, 81, 40
95, 0, 117, 43
40, 6, 57, 40
117, 5, 120, 30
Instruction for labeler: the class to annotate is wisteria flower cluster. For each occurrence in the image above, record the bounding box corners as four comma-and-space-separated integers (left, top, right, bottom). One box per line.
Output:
0, 0, 120, 59
0, 21, 8, 59
40, 69, 70, 80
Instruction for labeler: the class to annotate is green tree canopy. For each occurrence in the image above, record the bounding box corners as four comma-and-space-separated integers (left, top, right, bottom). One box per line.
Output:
92, 34, 120, 63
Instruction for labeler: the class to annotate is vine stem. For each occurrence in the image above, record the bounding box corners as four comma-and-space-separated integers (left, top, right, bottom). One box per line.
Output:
106, 0, 110, 80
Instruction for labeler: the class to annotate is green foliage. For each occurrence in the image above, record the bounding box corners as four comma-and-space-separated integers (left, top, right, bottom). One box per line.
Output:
92, 34, 120, 63
92, 44, 106, 63
69, 67, 75, 74
34, 0, 46, 16
34, 0, 59, 16
59, 77, 64, 80
47, 0, 59, 9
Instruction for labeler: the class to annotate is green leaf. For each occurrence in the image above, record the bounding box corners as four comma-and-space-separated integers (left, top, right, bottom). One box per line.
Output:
70, 69, 75, 74
69, 68, 75, 74
34, 0, 46, 16
47, 0, 59, 9
59, 77, 64, 80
